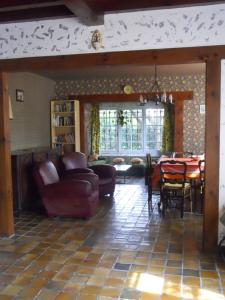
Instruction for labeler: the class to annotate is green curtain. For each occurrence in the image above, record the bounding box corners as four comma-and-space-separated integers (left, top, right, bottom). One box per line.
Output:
162, 104, 175, 153
90, 104, 100, 154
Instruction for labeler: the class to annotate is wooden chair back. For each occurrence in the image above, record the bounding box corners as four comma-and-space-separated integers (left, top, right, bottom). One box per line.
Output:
199, 159, 205, 184
160, 160, 187, 187
146, 153, 153, 171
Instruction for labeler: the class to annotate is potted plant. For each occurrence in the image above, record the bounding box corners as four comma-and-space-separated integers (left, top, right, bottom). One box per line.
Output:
117, 110, 127, 127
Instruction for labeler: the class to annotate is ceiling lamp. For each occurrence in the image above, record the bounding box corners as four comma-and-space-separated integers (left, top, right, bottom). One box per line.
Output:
139, 65, 173, 106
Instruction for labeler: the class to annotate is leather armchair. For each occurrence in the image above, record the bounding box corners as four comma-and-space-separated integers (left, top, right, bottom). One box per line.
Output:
89, 164, 116, 197
33, 160, 99, 218
62, 152, 116, 197
62, 152, 93, 174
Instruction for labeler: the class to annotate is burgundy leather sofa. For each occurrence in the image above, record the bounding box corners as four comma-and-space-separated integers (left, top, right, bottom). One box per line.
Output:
33, 160, 99, 218
62, 152, 116, 198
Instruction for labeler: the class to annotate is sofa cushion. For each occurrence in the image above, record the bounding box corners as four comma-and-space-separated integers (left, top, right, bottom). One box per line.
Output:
131, 157, 144, 165
113, 157, 125, 164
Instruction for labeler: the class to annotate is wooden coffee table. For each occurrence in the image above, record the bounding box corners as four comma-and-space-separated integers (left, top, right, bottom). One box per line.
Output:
114, 164, 132, 183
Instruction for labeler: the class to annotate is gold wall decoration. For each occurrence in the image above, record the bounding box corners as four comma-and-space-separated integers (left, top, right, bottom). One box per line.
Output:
91, 30, 103, 50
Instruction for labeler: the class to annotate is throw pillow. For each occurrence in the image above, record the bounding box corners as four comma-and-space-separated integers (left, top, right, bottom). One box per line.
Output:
113, 157, 125, 164
131, 157, 143, 165
89, 153, 99, 161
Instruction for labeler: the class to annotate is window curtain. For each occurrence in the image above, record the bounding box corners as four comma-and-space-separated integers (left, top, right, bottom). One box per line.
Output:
90, 104, 100, 154
162, 104, 175, 153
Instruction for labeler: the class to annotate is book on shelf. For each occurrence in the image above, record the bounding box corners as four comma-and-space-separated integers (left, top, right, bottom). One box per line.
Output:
54, 133, 74, 144
59, 116, 64, 126
53, 116, 74, 126
65, 133, 74, 143
54, 101, 74, 113
64, 116, 73, 126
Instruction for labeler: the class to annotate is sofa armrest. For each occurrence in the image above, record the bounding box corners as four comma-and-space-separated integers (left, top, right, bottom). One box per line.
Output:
90, 164, 116, 178
42, 180, 92, 197
62, 173, 99, 190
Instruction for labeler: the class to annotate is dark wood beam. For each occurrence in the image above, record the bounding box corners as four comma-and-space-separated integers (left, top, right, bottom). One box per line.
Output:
203, 58, 220, 252
0, 0, 224, 24
0, 0, 224, 12
0, 0, 59, 8
1, 45, 224, 72
64, 0, 103, 25
69, 91, 193, 102
0, 5, 72, 23
79, 102, 86, 154
94, 0, 225, 13
0, 73, 14, 237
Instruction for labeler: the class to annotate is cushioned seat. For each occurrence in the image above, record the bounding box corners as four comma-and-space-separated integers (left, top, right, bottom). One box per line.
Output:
62, 152, 116, 198
33, 160, 99, 218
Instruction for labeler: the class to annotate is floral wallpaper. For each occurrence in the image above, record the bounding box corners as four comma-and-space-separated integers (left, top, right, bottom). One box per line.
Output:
55, 73, 205, 154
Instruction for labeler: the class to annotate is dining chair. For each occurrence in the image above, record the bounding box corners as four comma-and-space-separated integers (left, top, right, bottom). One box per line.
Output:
172, 151, 193, 158
198, 159, 205, 213
145, 153, 157, 210
191, 159, 205, 213
159, 160, 192, 218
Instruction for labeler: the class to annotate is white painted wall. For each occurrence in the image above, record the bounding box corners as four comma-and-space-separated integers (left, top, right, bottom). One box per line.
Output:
9, 72, 55, 150
0, 4, 225, 59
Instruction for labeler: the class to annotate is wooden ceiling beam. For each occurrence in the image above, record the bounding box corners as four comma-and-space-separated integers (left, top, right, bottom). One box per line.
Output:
92, 0, 225, 12
0, 0, 224, 11
0, 0, 224, 24
68, 91, 193, 103
0, 45, 224, 72
64, 0, 103, 25
0, 5, 72, 23
0, 0, 59, 9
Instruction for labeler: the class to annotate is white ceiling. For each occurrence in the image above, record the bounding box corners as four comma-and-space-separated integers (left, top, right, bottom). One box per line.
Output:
36, 63, 205, 81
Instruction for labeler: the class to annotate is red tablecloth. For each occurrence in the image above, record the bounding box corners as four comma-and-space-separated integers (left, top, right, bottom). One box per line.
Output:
151, 157, 201, 188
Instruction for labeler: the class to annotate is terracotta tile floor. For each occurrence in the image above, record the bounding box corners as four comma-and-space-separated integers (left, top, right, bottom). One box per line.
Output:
0, 179, 224, 299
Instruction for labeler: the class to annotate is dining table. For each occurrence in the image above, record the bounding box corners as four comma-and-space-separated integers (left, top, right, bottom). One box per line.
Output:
151, 156, 202, 188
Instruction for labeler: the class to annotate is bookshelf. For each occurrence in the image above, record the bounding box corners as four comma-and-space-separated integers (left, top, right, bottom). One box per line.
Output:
50, 100, 80, 153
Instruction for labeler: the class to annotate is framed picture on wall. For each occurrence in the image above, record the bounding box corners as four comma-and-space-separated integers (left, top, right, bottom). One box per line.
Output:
16, 89, 24, 102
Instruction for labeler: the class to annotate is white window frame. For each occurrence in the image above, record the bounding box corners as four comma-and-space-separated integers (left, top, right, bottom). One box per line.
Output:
99, 102, 164, 156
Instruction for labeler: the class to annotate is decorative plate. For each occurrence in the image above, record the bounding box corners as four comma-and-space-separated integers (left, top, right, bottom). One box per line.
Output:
123, 85, 133, 94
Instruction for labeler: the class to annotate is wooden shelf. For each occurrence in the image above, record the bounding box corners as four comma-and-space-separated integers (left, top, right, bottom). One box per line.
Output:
51, 100, 80, 153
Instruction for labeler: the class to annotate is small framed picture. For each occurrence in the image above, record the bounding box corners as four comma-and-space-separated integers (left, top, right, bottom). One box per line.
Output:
16, 89, 24, 102
199, 104, 205, 115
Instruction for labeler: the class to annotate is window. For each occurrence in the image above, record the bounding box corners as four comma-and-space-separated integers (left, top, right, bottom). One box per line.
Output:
99, 105, 164, 155
100, 110, 117, 152
120, 109, 143, 152
145, 108, 164, 150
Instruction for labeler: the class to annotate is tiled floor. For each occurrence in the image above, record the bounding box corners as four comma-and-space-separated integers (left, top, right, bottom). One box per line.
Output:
0, 178, 224, 300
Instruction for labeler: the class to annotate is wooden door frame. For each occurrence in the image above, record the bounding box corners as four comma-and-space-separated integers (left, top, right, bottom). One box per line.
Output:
0, 45, 223, 251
